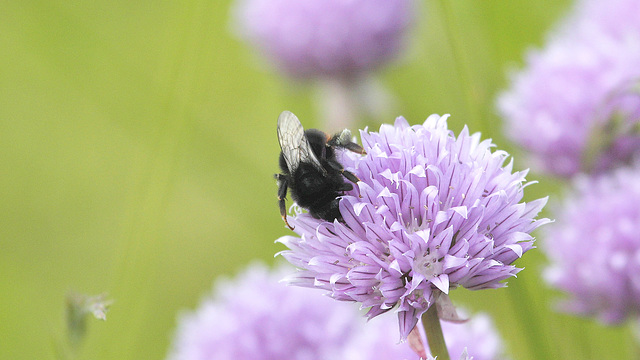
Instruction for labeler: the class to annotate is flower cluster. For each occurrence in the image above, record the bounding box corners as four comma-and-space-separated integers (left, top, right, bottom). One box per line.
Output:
231, 0, 414, 79
543, 163, 640, 323
497, 0, 640, 177
278, 114, 549, 338
165, 263, 360, 360
166, 262, 508, 360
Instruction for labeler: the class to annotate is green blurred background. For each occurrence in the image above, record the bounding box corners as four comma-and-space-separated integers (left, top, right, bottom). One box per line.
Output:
1, 1, 636, 359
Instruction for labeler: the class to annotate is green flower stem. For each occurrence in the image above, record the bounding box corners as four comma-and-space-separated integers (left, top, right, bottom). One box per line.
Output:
631, 321, 640, 359
422, 305, 450, 360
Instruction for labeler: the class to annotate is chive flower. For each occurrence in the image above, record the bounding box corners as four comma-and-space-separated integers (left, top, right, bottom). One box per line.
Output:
278, 114, 549, 339
543, 163, 640, 323
231, 0, 414, 79
497, 0, 640, 177
166, 263, 360, 360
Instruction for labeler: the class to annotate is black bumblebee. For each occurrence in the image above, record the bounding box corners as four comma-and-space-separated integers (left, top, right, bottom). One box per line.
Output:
275, 111, 366, 230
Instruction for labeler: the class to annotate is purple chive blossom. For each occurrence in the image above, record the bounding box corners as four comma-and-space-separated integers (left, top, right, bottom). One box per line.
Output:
165, 263, 362, 360
343, 311, 508, 360
543, 163, 640, 324
497, 0, 640, 178
570, 0, 640, 37
277, 114, 549, 339
231, 0, 414, 79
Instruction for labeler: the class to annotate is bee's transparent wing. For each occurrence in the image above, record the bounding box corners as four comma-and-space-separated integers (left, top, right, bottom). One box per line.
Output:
277, 111, 324, 174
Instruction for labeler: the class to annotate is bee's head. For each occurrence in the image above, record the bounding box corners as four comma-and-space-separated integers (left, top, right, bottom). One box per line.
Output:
334, 129, 353, 147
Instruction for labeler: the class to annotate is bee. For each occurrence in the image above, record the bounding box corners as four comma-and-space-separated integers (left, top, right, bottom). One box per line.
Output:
275, 111, 366, 230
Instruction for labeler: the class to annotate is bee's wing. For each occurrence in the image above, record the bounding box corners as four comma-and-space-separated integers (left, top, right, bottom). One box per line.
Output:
277, 111, 324, 174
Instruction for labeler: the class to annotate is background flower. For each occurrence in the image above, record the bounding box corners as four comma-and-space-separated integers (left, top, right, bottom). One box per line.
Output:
570, 0, 640, 37
231, 0, 414, 79
231, 0, 416, 129
166, 263, 361, 360
543, 163, 640, 323
497, 0, 640, 177
278, 114, 549, 338
343, 311, 508, 360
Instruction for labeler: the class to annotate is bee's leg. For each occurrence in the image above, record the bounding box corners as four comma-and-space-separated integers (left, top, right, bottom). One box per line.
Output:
326, 160, 362, 197
326, 159, 361, 184
341, 171, 363, 198
337, 182, 354, 192
341, 169, 361, 184
275, 174, 294, 230
328, 198, 344, 223
341, 142, 367, 155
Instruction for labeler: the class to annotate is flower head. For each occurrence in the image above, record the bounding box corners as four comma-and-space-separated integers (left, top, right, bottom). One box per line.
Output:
497, 0, 640, 177
231, 0, 414, 79
570, 0, 640, 37
278, 114, 549, 339
166, 263, 361, 360
543, 163, 640, 323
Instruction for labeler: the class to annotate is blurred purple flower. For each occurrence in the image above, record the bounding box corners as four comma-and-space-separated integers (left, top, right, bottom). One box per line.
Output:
543, 163, 640, 323
343, 311, 508, 360
166, 263, 361, 360
439, 315, 506, 360
231, 0, 414, 79
570, 0, 640, 37
278, 114, 549, 339
497, 0, 640, 178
